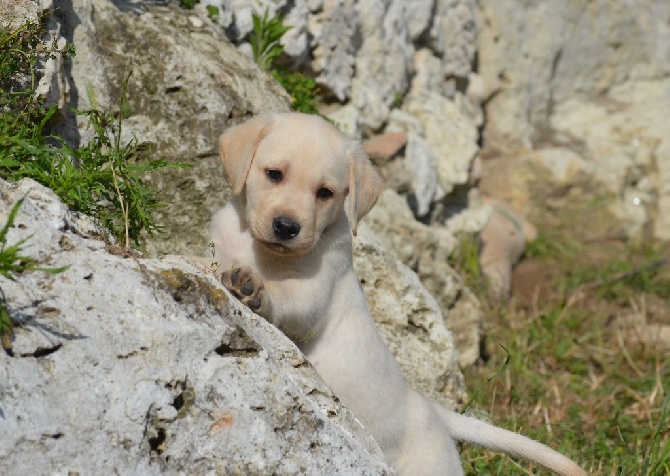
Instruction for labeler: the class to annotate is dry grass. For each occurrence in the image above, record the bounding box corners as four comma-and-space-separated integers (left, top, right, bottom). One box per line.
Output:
458, 231, 670, 475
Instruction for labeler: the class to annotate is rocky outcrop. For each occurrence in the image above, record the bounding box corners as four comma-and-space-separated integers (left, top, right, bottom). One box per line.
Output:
32, 0, 486, 364
478, 0, 670, 242
0, 178, 393, 475
44, 0, 291, 257
362, 190, 481, 368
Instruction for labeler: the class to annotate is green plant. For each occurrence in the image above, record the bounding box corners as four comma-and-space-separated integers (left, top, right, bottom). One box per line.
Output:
1, 20, 186, 249
178, 0, 198, 10
449, 232, 486, 294
75, 75, 186, 247
249, 9, 292, 71
0, 18, 75, 115
271, 67, 320, 115
640, 394, 670, 476
0, 198, 68, 354
206, 5, 220, 23
459, 220, 670, 474
247, 9, 323, 115
392, 91, 404, 109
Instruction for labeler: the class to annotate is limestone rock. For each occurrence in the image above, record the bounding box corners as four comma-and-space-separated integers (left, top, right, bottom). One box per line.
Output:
404, 133, 444, 216
312, 0, 359, 101
350, 1, 414, 131
481, 78, 670, 242
354, 223, 467, 406
550, 79, 670, 240
428, 0, 477, 79
478, 0, 670, 148
0, 178, 392, 475
362, 191, 482, 368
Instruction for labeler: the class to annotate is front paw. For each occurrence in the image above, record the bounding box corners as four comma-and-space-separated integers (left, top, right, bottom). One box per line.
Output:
221, 266, 266, 313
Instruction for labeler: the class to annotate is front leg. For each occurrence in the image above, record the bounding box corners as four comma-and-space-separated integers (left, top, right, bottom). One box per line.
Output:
221, 266, 269, 316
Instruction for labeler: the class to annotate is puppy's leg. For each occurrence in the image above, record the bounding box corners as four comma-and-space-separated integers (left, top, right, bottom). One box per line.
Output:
221, 266, 268, 315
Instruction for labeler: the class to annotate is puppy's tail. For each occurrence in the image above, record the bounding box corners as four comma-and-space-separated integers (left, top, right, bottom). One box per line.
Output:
437, 407, 588, 476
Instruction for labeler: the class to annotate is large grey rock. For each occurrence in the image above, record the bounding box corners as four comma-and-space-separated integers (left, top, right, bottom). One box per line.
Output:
354, 223, 467, 406
0, 178, 392, 475
478, 0, 670, 149
478, 0, 670, 241
361, 190, 482, 368
43, 0, 291, 256
481, 79, 670, 242
550, 79, 670, 240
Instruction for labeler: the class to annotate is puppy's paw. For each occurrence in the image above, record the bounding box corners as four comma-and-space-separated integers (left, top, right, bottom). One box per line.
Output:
221, 266, 266, 313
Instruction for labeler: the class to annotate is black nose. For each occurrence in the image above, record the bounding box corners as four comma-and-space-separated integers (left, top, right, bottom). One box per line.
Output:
272, 216, 301, 240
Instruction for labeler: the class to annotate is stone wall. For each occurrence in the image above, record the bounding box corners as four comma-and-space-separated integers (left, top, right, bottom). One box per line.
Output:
477, 0, 670, 241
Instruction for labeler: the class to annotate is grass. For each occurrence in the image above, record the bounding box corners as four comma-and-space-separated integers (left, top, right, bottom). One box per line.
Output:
249, 8, 292, 72
456, 225, 670, 475
0, 21, 183, 249
0, 19, 183, 354
249, 9, 322, 115
0, 199, 69, 354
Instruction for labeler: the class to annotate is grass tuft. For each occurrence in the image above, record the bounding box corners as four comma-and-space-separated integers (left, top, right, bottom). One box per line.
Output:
0, 199, 69, 354
460, 222, 670, 474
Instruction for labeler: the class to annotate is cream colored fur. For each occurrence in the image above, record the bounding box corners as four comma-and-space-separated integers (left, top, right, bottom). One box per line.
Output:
208, 112, 587, 476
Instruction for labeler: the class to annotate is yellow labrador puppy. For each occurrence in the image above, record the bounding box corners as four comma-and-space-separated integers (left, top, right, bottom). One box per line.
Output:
208, 112, 587, 476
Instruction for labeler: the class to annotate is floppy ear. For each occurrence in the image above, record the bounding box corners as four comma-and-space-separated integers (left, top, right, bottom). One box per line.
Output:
219, 114, 275, 195
348, 143, 383, 235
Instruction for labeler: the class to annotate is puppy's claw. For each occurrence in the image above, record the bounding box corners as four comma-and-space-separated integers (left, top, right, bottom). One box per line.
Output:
240, 280, 255, 296
247, 296, 262, 311
228, 268, 240, 286
221, 266, 266, 314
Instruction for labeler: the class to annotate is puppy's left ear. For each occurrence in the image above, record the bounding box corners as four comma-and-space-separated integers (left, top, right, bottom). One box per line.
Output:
348, 143, 383, 235
219, 114, 275, 195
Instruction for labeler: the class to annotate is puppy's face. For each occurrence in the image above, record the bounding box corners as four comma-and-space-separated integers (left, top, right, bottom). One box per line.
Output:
243, 118, 350, 256
220, 113, 382, 258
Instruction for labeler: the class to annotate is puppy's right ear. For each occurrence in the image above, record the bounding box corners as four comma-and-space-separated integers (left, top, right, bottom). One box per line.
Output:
219, 114, 275, 195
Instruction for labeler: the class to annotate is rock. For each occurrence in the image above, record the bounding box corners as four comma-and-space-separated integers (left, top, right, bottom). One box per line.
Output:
354, 222, 467, 406
477, 1, 670, 241
350, 1, 414, 131
480, 197, 537, 301
481, 78, 670, 242
42, 0, 291, 257
326, 103, 362, 140
362, 131, 408, 163
479, 146, 619, 239
312, 0, 359, 101
403, 91, 479, 203
428, 0, 477, 79
0, 0, 38, 27
362, 190, 482, 368
0, 178, 393, 475
478, 0, 670, 149
550, 79, 670, 241
404, 133, 444, 216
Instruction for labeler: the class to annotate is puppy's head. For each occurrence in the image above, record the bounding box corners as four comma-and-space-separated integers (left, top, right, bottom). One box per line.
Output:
219, 113, 382, 256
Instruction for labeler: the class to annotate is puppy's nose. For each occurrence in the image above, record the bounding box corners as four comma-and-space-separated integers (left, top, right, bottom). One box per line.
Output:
272, 216, 301, 240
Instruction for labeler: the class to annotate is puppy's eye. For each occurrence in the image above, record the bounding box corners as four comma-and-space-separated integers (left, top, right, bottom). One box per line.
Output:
316, 187, 334, 200
266, 169, 283, 182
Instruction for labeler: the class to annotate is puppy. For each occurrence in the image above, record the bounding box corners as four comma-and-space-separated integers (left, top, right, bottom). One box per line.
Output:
208, 112, 587, 476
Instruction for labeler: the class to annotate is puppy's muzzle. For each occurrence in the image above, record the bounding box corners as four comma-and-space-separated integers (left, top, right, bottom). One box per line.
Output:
272, 215, 301, 240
